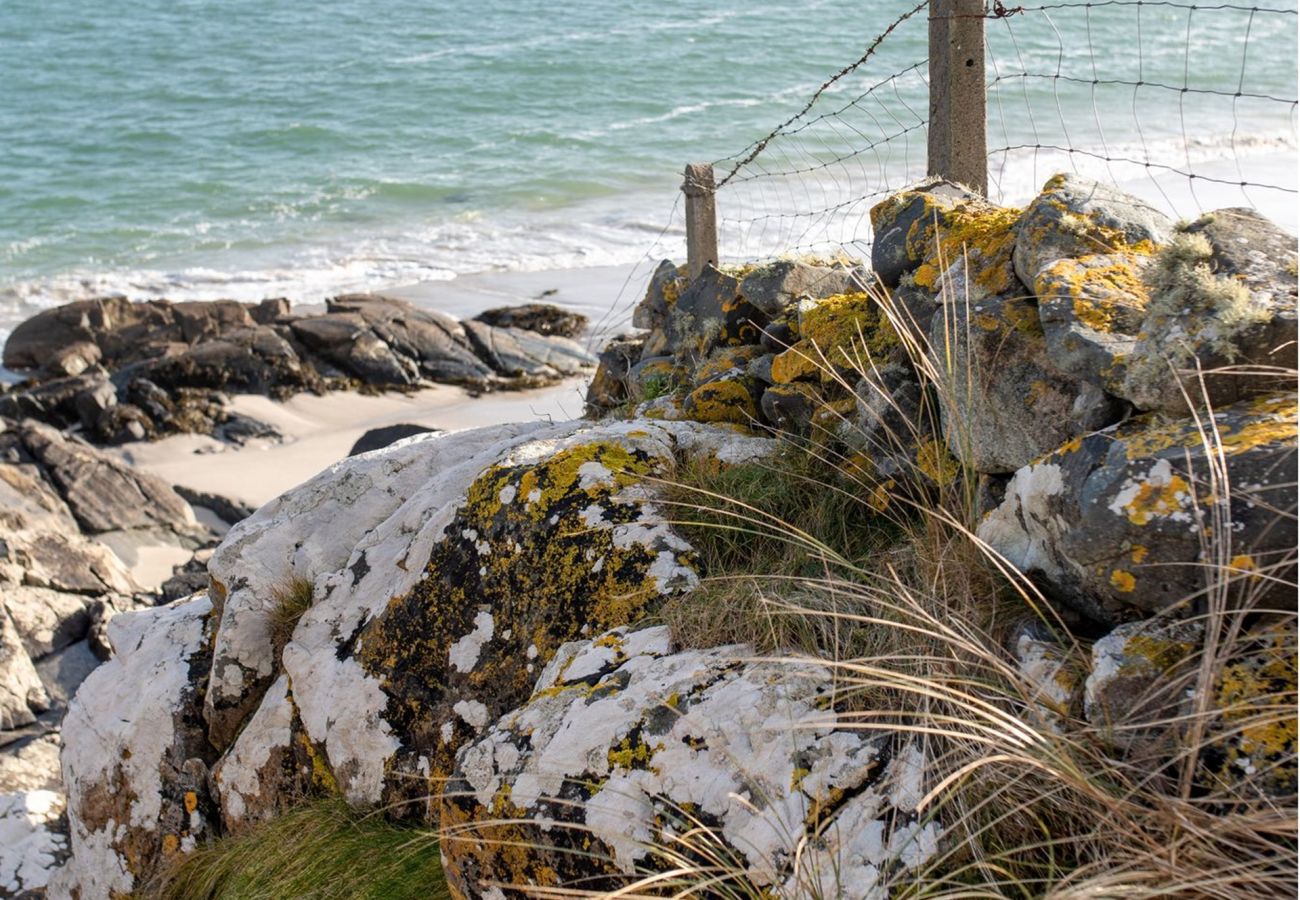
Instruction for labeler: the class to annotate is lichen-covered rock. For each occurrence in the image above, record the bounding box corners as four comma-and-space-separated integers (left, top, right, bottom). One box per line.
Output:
760, 382, 823, 435
200, 419, 772, 820
683, 373, 761, 425
443, 626, 940, 898
631, 260, 687, 332
203, 426, 547, 751
1200, 621, 1297, 798
1034, 251, 1153, 392
1012, 173, 1170, 290
1084, 616, 1203, 746
0, 790, 68, 898
871, 182, 1021, 302
55, 593, 218, 898
736, 258, 861, 316
1121, 210, 1298, 414
978, 393, 1297, 625
210, 674, 319, 834
664, 265, 767, 361
625, 355, 682, 404
870, 180, 976, 288
770, 291, 902, 387
1014, 626, 1084, 723
929, 294, 1103, 473
584, 334, 644, 413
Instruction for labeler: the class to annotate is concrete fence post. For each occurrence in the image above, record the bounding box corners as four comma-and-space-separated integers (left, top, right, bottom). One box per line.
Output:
682, 163, 719, 279
928, 0, 988, 195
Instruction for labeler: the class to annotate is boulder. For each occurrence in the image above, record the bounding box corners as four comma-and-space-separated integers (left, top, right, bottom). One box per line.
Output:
2, 296, 255, 376
462, 321, 595, 381
1012, 173, 1171, 289
664, 266, 767, 361
683, 372, 762, 425
1199, 621, 1296, 798
928, 294, 1105, 474
870, 181, 1021, 302
55, 594, 219, 898
443, 626, 940, 897
328, 294, 493, 385
16, 420, 195, 536
1013, 624, 1084, 723
0, 606, 47, 731
290, 314, 419, 386
348, 423, 438, 457
869, 180, 976, 289
133, 327, 319, 399
1084, 616, 1203, 748
771, 291, 902, 386
475, 303, 588, 339
631, 259, 686, 331
978, 393, 1297, 625
584, 335, 645, 412
199, 418, 770, 816
761, 382, 822, 435
210, 674, 317, 834
1121, 211, 1298, 413
1034, 251, 1153, 393
2, 587, 94, 661
737, 258, 861, 316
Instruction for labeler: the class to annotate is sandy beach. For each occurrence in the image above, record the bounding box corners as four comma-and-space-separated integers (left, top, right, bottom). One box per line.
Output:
104, 264, 650, 510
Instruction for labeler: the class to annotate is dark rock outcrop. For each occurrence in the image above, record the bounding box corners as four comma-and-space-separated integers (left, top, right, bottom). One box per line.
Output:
2, 294, 597, 448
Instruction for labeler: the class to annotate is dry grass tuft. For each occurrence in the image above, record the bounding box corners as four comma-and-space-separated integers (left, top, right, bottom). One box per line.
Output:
267, 574, 315, 658
633, 247, 1297, 897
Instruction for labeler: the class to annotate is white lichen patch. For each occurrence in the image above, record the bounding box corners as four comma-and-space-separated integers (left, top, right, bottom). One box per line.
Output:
0, 790, 66, 896
212, 674, 296, 829
452, 626, 939, 893
56, 593, 213, 898
977, 461, 1069, 578
448, 610, 495, 674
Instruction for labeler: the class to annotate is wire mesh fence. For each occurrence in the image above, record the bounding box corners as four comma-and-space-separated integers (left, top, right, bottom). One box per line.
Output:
592, 0, 1296, 347
710, 0, 1296, 264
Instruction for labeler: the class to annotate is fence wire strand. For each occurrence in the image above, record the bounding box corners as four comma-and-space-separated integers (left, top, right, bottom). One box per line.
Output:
694, 0, 1297, 267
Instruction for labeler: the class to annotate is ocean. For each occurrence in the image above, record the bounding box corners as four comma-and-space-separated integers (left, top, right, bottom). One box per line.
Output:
2, 0, 1296, 343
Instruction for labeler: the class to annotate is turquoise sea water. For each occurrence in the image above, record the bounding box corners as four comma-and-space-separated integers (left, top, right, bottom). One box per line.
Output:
1, 0, 1295, 337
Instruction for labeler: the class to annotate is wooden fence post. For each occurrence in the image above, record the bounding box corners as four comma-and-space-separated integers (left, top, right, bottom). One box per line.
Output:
928, 0, 988, 195
683, 163, 719, 279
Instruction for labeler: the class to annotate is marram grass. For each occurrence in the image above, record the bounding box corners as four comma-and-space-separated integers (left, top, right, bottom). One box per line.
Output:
143, 798, 449, 900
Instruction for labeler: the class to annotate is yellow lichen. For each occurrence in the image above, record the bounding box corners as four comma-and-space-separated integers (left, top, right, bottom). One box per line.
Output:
1036, 252, 1151, 334
684, 378, 757, 425
915, 437, 960, 487
1120, 472, 1192, 526
909, 200, 1020, 297
1120, 394, 1296, 461
1110, 569, 1137, 593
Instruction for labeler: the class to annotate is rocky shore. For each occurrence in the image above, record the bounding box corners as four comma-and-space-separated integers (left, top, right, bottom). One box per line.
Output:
1, 174, 1295, 898
1, 295, 594, 447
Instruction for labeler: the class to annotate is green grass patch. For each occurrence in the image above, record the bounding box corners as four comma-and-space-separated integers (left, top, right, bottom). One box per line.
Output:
143, 799, 447, 900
